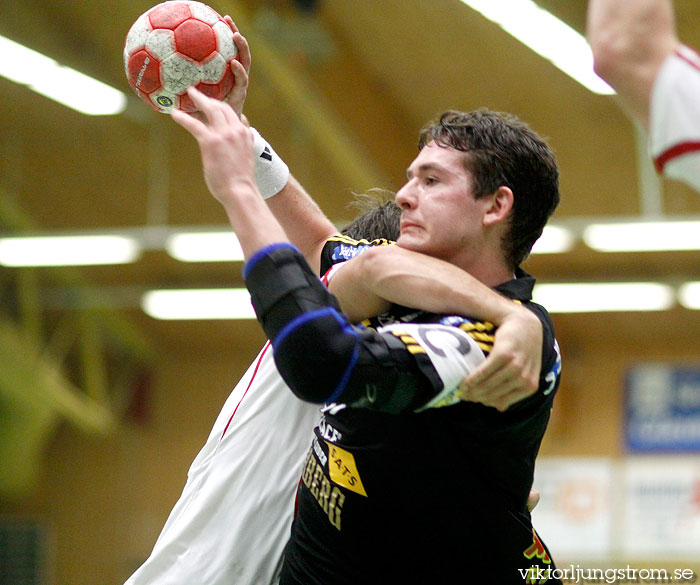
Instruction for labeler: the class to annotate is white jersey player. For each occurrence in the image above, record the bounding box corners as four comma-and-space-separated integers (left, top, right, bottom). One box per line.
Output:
124, 341, 319, 585
588, 0, 700, 192
649, 46, 700, 192
123, 203, 401, 585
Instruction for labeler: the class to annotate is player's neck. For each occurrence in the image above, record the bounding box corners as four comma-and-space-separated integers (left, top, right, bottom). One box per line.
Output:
451, 249, 513, 288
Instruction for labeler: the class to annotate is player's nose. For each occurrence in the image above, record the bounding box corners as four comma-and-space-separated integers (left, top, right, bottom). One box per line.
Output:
395, 181, 416, 210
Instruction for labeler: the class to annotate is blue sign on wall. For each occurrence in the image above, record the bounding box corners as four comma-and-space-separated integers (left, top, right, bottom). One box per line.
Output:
625, 364, 700, 452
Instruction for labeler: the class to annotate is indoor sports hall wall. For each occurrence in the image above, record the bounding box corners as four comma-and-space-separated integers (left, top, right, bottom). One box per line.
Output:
1, 316, 698, 584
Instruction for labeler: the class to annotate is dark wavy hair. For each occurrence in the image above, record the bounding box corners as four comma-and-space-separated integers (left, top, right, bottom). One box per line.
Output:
418, 109, 560, 269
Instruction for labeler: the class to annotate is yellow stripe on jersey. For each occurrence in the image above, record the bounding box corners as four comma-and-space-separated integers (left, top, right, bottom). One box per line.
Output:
459, 320, 495, 355
407, 345, 426, 355
459, 320, 495, 333
389, 330, 426, 354
458, 299, 527, 354
326, 234, 394, 247
475, 341, 493, 353
468, 331, 496, 343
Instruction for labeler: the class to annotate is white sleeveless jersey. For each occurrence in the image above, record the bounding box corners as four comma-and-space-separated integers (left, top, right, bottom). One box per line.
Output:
124, 342, 320, 585
650, 46, 700, 192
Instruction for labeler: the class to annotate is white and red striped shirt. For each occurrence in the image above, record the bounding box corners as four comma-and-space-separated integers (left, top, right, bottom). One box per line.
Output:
124, 342, 320, 585
650, 45, 700, 192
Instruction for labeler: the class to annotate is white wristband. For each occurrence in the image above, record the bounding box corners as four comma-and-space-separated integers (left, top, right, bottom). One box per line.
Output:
251, 127, 290, 199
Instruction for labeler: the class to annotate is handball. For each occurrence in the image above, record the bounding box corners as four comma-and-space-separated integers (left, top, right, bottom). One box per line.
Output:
123, 0, 237, 113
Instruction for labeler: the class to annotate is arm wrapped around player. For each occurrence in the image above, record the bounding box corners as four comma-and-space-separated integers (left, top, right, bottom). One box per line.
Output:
244, 243, 486, 413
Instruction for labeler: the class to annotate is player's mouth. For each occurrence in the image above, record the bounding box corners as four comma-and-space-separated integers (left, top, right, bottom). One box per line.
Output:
400, 220, 421, 235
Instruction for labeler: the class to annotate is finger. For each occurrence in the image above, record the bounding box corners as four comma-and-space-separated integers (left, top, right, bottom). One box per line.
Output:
477, 374, 538, 406
486, 384, 535, 411
493, 396, 516, 412
224, 15, 239, 34
171, 108, 207, 137
466, 367, 522, 401
470, 381, 516, 404
233, 31, 252, 73
459, 354, 512, 397
226, 58, 249, 114
230, 57, 249, 87
464, 351, 511, 388
186, 86, 231, 127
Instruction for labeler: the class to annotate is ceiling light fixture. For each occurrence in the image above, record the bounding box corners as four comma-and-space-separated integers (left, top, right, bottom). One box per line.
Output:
0, 235, 141, 267
678, 282, 700, 310
583, 220, 700, 252
165, 231, 245, 262
0, 34, 127, 116
531, 225, 575, 254
141, 289, 256, 320
532, 282, 675, 313
460, 0, 614, 95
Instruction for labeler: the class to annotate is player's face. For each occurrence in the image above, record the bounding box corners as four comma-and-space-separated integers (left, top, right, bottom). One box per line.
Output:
395, 142, 488, 264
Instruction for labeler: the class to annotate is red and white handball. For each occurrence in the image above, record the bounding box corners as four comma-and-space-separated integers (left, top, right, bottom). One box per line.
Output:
123, 0, 237, 113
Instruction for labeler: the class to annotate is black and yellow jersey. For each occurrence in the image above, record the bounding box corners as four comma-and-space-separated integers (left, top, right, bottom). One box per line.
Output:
274, 236, 563, 585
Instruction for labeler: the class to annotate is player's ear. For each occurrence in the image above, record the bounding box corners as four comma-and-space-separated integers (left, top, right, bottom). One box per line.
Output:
482, 186, 513, 227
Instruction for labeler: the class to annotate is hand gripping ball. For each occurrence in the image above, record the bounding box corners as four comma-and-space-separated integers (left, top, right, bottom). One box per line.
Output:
123, 0, 237, 113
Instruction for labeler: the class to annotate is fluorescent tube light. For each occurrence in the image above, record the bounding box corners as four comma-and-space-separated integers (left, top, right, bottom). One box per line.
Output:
583, 221, 700, 252
0, 34, 127, 116
0, 235, 140, 266
531, 225, 574, 254
532, 282, 675, 313
679, 282, 700, 310
460, 0, 614, 95
141, 289, 256, 320
169, 224, 576, 260
165, 232, 245, 262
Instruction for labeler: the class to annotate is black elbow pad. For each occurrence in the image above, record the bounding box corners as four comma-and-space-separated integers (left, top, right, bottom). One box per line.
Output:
271, 309, 433, 410
244, 243, 342, 343
244, 244, 358, 403
273, 307, 362, 403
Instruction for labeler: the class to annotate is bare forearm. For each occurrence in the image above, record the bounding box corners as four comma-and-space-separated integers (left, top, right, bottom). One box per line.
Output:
587, 0, 678, 126
220, 183, 290, 259
367, 246, 521, 323
330, 245, 521, 325
328, 257, 391, 323
265, 175, 338, 274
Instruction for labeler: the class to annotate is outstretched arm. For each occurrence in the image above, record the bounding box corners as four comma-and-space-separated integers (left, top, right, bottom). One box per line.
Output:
222, 21, 338, 274
327, 245, 542, 411
172, 89, 289, 258
586, 0, 679, 128
264, 176, 338, 275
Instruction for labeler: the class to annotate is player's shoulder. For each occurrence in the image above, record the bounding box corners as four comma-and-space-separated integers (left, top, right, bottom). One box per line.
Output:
321, 234, 394, 271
